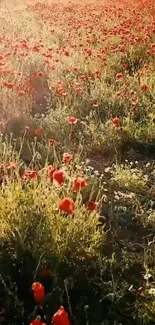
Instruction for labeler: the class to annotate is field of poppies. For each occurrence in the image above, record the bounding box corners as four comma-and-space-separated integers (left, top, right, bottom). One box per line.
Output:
1, 0, 155, 324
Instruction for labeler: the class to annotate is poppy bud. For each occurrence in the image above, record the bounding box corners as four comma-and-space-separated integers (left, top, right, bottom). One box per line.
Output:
32, 282, 45, 304
52, 306, 70, 325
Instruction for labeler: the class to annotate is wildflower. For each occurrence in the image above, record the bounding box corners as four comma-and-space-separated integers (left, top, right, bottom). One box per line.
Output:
2, 82, 14, 89
87, 48, 92, 56
75, 87, 82, 94
122, 63, 127, 69
32, 282, 45, 304
112, 117, 120, 128
30, 320, 46, 325
52, 306, 70, 325
148, 288, 155, 296
22, 171, 38, 180
130, 98, 138, 105
63, 153, 72, 163
58, 197, 75, 215
151, 43, 155, 53
40, 268, 50, 277
116, 73, 124, 79
116, 91, 122, 97
48, 165, 57, 179
92, 104, 99, 108
35, 129, 42, 136
49, 139, 56, 146
53, 170, 65, 186
136, 287, 143, 296
73, 177, 87, 191
119, 45, 125, 53
141, 84, 149, 92
64, 50, 70, 56
86, 201, 97, 211
68, 117, 78, 124
36, 71, 44, 77
0, 307, 6, 314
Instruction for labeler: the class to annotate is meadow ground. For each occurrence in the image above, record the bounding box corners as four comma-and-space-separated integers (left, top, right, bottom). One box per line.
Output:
0, 0, 155, 324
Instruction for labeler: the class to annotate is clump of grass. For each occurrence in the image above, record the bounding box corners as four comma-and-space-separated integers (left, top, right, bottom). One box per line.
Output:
0, 139, 104, 267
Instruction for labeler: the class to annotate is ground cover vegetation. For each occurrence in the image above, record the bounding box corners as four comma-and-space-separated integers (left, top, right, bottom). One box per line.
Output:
0, 0, 155, 324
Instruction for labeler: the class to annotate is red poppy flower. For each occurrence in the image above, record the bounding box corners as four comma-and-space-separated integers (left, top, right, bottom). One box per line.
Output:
48, 165, 57, 179
116, 73, 124, 79
92, 104, 99, 108
73, 177, 87, 191
40, 268, 50, 277
30, 320, 44, 325
35, 129, 42, 136
130, 98, 138, 106
22, 171, 38, 180
136, 287, 143, 296
52, 306, 70, 325
75, 87, 82, 94
36, 71, 44, 77
122, 63, 127, 69
58, 197, 75, 215
53, 170, 65, 186
86, 201, 97, 211
141, 84, 149, 92
2, 82, 14, 89
63, 153, 72, 163
112, 117, 120, 128
30, 320, 46, 325
68, 117, 78, 124
49, 139, 56, 146
32, 282, 45, 304
64, 50, 70, 57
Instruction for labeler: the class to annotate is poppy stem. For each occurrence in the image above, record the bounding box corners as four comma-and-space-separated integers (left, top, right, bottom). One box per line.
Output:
33, 252, 44, 280
64, 278, 73, 318
45, 144, 50, 167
